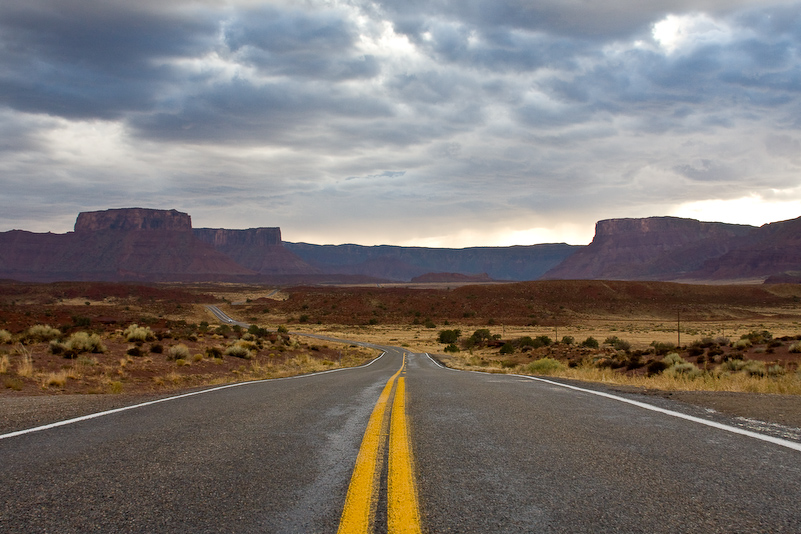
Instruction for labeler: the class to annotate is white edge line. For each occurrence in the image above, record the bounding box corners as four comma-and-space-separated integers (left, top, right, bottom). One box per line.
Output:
515, 374, 801, 453
0, 351, 387, 441
426, 353, 801, 453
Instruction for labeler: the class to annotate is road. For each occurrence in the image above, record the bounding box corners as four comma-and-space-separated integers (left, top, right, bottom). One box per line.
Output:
2, 344, 801, 531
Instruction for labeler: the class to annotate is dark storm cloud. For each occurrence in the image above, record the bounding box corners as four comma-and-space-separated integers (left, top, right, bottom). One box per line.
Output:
0, 1, 218, 119
223, 7, 380, 80
2, 0, 801, 242
372, 0, 759, 39
130, 76, 393, 144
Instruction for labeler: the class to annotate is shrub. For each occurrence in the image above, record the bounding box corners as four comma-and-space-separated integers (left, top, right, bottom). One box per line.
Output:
525, 357, 566, 375
665, 362, 702, 379
438, 329, 461, 344
150, 343, 163, 354
27, 324, 61, 342
49, 340, 66, 355
789, 342, 801, 353
662, 353, 685, 366
646, 359, 669, 376
767, 364, 785, 377
581, 337, 599, 349
224, 343, 252, 359
167, 344, 191, 360
127, 346, 145, 357
206, 346, 223, 359
651, 341, 676, 356
698, 337, 716, 348
277, 325, 289, 334
247, 325, 269, 338
741, 330, 772, 344
561, 336, 575, 345
63, 332, 105, 356
733, 339, 752, 350
687, 344, 704, 357
215, 325, 232, 336
499, 342, 515, 355
517, 336, 536, 348
720, 359, 747, 372
611, 338, 631, 352
72, 316, 91, 328
124, 324, 155, 343
467, 329, 492, 348
0, 329, 13, 344
742, 360, 766, 377
443, 343, 460, 353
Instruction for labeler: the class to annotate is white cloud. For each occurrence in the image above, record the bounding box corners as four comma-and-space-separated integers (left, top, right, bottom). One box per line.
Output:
670, 194, 801, 226
652, 13, 734, 54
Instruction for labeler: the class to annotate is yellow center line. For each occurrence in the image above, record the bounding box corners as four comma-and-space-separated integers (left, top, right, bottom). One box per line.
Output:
337, 353, 423, 534
388, 376, 422, 533
337, 359, 403, 534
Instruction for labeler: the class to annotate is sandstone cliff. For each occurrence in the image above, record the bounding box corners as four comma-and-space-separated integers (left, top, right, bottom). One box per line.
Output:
542, 217, 754, 280
0, 209, 255, 282
687, 216, 801, 281
193, 228, 318, 275
75, 208, 192, 232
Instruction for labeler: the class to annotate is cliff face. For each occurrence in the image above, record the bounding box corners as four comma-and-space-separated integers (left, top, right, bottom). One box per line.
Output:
193, 228, 318, 275
0, 209, 255, 281
75, 208, 192, 232
5, 209, 800, 284
688, 216, 801, 280
193, 227, 282, 247
542, 217, 755, 280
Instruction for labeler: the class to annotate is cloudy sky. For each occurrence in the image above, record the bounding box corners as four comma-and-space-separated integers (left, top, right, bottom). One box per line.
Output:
2, 0, 801, 247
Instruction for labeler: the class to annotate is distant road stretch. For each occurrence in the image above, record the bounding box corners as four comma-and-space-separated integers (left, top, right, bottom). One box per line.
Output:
2, 331, 800, 531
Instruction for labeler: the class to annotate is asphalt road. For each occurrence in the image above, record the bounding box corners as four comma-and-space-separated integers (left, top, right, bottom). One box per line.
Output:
2, 348, 800, 533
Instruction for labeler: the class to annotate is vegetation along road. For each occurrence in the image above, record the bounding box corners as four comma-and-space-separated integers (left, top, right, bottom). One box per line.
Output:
1, 341, 800, 532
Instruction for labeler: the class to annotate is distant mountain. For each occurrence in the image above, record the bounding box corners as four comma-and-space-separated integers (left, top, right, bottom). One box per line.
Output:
283, 242, 581, 281
0, 208, 256, 282
686, 216, 801, 281
542, 215, 801, 282
3, 208, 799, 284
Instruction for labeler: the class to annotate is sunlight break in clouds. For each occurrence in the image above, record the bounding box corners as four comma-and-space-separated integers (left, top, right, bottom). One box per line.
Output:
671, 195, 801, 227
397, 224, 595, 248
652, 13, 734, 54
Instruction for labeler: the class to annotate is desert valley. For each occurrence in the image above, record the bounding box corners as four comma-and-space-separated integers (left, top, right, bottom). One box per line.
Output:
2, 208, 801, 432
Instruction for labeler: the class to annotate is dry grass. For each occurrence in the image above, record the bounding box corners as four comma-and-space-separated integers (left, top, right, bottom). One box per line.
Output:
289, 322, 801, 395
16, 352, 34, 378
440, 351, 801, 395
42, 370, 68, 389
0, 354, 9, 374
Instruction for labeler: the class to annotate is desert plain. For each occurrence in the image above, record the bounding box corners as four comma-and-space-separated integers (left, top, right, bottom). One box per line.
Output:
2, 279, 801, 432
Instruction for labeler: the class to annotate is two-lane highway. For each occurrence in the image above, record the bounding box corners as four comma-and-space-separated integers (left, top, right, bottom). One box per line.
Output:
2, 347, 800, 532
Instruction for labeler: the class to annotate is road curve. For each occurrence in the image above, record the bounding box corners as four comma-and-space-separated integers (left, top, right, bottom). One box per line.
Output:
1, 348, 800, 532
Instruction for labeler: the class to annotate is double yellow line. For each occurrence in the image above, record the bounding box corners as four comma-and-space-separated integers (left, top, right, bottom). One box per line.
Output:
338, 354, 422, 534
